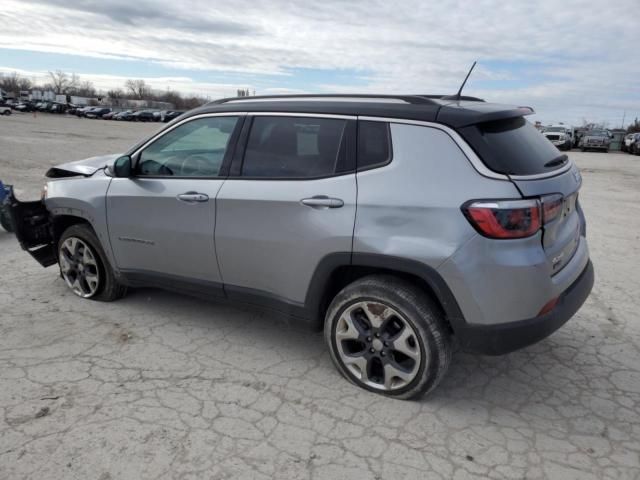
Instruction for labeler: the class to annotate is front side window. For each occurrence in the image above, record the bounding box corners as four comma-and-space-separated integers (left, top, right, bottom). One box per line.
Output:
138, 116, 238, 177
242, 116, 347, 178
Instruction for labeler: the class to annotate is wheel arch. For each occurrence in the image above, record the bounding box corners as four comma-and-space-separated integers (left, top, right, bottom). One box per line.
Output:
305, 253, 466, 333
52, 214, 93, 247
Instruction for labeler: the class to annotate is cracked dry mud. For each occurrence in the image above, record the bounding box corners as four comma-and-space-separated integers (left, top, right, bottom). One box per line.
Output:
1, 115, 639, 479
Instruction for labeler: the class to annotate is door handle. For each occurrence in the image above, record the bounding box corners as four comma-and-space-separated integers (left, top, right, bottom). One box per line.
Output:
177, 192, 209, 203
301, 195, 344, 209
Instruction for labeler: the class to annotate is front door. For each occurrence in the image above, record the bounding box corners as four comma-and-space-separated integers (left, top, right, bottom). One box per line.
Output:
106, 114, 242, 291
215, 114, 357, 310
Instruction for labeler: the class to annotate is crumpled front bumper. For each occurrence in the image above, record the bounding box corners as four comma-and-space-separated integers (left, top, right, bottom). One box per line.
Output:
7, 191, 56, 267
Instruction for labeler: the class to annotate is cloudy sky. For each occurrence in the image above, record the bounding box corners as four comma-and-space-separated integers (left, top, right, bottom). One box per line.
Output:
0, 0, 638, 125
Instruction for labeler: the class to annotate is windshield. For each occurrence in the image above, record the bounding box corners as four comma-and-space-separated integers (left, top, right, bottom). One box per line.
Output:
545, 127, 566, 132
588, 130, 608, 136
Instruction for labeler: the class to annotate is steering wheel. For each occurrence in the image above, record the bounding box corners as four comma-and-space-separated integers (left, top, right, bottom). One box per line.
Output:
179, 154, 212, 176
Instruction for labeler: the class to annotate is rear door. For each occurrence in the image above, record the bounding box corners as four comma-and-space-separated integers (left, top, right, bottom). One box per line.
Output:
106, 114, 242, 290
215, 113, 357, 309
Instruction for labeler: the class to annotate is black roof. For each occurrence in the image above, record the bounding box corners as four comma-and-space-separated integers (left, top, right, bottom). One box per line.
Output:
177, 94, 534, 129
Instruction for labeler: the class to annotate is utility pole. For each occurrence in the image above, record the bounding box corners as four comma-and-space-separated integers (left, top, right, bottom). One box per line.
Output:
621, 111, 626, 129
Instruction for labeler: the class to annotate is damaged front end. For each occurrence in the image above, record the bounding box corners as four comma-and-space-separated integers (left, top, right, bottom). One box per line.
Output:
7, 191, 56, 267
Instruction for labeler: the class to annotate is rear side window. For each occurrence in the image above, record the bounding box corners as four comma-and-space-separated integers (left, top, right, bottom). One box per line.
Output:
357, 121, 392, 170
461, 117, 563, 176
242, 116, 347, 178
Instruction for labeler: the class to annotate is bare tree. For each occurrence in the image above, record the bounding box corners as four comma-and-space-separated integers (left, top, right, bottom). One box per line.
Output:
47, 70, 80, 94
74, 80, 96, 97
124, 79, 150, 99
0, 72, 32, 93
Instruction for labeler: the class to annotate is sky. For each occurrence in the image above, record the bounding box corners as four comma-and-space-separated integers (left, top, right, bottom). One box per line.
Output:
0, 0, 638, 126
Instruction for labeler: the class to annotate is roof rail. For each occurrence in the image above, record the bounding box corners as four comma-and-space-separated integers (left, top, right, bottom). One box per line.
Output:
208, 94, 442, 106
420, 94, 485, 102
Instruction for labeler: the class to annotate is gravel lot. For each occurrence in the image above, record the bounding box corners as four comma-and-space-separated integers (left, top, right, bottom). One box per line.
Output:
1, 113, 639, 479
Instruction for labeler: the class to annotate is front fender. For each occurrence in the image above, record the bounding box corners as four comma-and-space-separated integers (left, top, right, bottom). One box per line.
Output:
45, 174, 113, 266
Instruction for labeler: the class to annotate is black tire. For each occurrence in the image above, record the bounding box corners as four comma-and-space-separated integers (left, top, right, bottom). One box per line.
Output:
58, 224, 127, 301
324, 275, 452, 400
3, 110, 10, 116
0, 208, 14, 232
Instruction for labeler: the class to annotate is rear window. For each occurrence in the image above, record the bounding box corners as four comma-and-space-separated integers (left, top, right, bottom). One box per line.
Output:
461, 117, 563, 176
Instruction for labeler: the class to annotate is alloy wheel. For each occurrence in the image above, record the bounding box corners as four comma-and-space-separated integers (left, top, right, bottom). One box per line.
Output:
334, 301, 423, 391
59, 237, 100, 298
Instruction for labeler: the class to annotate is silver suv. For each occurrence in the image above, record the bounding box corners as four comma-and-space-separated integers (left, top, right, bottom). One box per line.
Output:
9, 94, 594, 399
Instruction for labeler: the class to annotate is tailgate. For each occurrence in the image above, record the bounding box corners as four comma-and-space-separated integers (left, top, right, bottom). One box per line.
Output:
511, 163, 583, 274
8, 193, 57, 267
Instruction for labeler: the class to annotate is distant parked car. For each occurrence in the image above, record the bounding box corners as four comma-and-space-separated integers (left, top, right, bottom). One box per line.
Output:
85, 108, 111, 119
543, 125, 573, 151
623, 133, 640, 154
49, 103, 68, 114
130, 110, 156, 122
75, 106, 95, 117
579, 129, 611, 152
630, 134, 640, 156
14, 102, 37, 112
0, 105, 11, 116
102, 111, 116, 120
113, 110, 134, 121
163, 110, 185, 123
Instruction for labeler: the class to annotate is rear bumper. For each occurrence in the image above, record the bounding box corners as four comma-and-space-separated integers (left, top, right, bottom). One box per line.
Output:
455, 260, 594, 355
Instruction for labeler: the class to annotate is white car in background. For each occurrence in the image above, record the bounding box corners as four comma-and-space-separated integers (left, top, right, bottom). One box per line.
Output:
623, 133, 638, 153
543, 125, 573, 151
0, 105, 12, 116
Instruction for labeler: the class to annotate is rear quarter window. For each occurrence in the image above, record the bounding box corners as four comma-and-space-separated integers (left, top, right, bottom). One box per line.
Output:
460, 117, 563, 176
357, 121, 392, 170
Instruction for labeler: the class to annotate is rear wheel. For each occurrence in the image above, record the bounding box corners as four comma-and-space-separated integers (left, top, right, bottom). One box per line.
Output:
325, 275, 452, 400
58, 224, 126, 301
3, 110, 10, 116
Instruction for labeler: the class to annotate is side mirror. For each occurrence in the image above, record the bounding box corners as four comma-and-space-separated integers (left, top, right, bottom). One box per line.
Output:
109, 155, 132, 177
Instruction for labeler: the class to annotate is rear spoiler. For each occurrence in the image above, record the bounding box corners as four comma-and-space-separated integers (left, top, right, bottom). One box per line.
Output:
437, 104, 535, 128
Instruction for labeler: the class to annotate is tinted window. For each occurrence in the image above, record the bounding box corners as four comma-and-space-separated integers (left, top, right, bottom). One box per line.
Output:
138, 116, 238, 177
242, 116, 347, 178
358, 121, 391, 169
462, 117, 563, 175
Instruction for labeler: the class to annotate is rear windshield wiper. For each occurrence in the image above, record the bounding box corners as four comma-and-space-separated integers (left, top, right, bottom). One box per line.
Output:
544, 154, 568, 169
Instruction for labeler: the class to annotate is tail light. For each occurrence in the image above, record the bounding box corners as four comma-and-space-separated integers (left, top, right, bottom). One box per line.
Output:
541, 194, 563, 223
538, 296, 559, 316
463, 199, 540, 239
462, 194, 566, 239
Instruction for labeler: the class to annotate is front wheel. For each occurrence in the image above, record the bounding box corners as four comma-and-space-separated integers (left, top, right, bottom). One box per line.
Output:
3, 110, 11, 116
58, 224, 127, 301
325, 275, 452, 400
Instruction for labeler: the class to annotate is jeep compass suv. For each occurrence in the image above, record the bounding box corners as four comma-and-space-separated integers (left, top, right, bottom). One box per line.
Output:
8, 94, 594, 399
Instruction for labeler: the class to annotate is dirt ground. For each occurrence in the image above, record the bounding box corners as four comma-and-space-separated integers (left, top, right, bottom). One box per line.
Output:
1, 113, 639, 479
